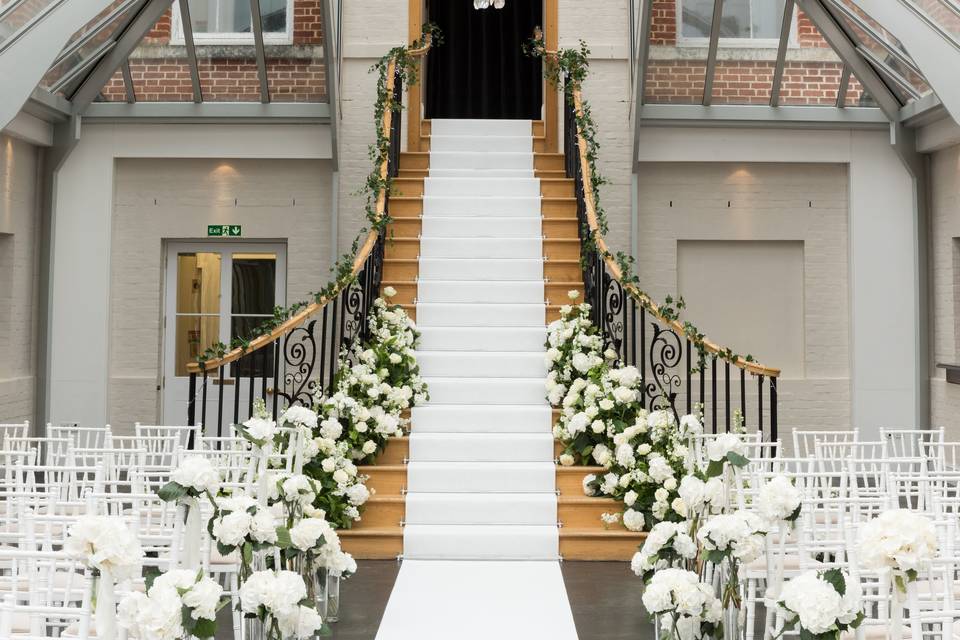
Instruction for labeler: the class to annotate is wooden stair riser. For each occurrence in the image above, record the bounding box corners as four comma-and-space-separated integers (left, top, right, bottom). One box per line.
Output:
390, 179, 426, 198
381, 281, 417, 305
546, 283, 585, 306
352, 499, 405, 529
338, 530, 403, 560
397, 169, 568, 181
359, 465, 406, 496
560, 531, 646, 561
382, 259, 419, 281
535, 153, 565, 172
399, 152, 429, 170
390, 197, 423, 216
389, 218, 578, 239
384, 238, 421, 260
387, 216, 422, 237
559, 499, 627, 529
556, 466, 605, 496
540, 179, 575, 198
375, 437, 409, 465
543, 239, 580, 261
544, 261, 582, 282
543, 218, 578, 239
542, 198, 577, 217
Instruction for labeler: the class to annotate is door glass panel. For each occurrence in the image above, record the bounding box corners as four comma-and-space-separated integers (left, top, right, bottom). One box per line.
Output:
176, 253, 221, 314
175, 316, 220, 376
231, 253, 276, 314
230, 253, 277, 378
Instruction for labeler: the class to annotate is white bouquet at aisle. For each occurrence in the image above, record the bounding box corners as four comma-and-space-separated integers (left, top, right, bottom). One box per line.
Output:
158, 455, 221, 502
280, 404, 319, 430
756, 474, 802, 526
858, 509, 938, 590
238, 398, 280, 446
674, 474, 725, 520
642, 568, 721, 640
268, 472, 325, 523
118, 569, 227, 640
64, 515, 144, 581
239, 569, 327, 640
209, 493, 290, 577
704, 432, 749, 477
697, 510, 765, 565
777, 569, 864, 640
631, 521, 697, 582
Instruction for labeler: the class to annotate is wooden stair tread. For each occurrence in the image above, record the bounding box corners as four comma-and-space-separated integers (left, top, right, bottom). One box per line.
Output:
558, 496, 620, 505
358, 464, 406, 471
560, 528, 646, 538
337, 527, 403, 537
366, 495, 405, 504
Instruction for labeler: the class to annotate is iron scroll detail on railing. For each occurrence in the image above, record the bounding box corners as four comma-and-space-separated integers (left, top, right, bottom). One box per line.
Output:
183, 51, 407, 438
560, 74, 781, 442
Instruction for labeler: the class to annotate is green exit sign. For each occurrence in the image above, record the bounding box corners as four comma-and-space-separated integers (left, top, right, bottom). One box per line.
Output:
208, 224, 242, 237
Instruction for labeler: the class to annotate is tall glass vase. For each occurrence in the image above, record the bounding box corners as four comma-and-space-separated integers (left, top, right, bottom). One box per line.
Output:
721, 561, 742, 640
243, 552, 269, 640
314, 567, 329, 618
325, 571, 341, 623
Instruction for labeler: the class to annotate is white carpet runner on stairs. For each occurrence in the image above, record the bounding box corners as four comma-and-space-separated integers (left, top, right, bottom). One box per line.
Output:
374, 119, 578, 640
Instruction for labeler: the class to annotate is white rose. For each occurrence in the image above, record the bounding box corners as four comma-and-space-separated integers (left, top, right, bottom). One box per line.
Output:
623, 509, 645, 532
663, 477, 678, 491
321, 458, 337, 473
182, 576, 224, 621
347, 483, 370, 506
558, 453, 575, 466
582, 474, 597, 497
591, 420, 606, 434
598, 398, 615, 411
171, 456, 221, 494
249, 510, 278, 544
624, 490, 638, 507
383, 286, 397, 298
362, 440, 378, 455
333, 469, 349, 485
572, 352, 592, 373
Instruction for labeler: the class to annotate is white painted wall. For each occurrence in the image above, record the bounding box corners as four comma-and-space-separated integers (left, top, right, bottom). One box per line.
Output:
48, 123, 332, 428
930, 143, 960, 439
0, 134, 40, 423
635, 126, 920, 439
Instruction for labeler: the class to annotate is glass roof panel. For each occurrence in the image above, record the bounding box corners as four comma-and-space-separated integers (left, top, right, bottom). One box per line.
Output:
844, 71, 877, 107
825, 0, 931, 101
905, 0, 960, 41
0, 0, 58, 46
39, 1, 144, 95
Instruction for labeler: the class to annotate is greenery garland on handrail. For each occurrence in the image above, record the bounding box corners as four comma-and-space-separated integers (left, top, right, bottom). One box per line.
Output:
188, 24, 442, 373
525, 34, 780, 378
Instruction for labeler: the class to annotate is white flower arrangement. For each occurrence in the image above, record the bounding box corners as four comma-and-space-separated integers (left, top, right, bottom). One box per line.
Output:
545, 293, 605, 410
704, 432, 749, 476
777, 569, 864, 639
237, 399, 279, 447
209, 493, 290, 578
158, 455, 222, 503
279, 405, 319, 430
858, 509, 938, 591
697, 510, 766, 565
675, 475, 725, 520
756, 474, 802, 526
239, 570, 326, 640
631, 521, 697, 581
118, 569, 227, 640
301, 439, 370, 529
641, 568, 722, 640
64, 515, 144, 582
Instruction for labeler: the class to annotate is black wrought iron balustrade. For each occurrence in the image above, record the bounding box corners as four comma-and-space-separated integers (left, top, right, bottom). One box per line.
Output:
562, 80, 780, 442
185, 66, 402, 438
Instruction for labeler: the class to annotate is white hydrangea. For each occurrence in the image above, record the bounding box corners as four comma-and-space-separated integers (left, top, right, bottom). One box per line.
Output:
756, 474, 802, 524
778, 570, 862, 635
858, 509, 938, 578
280, 404, 319, 429
170, 455, 221, 495
64, 516, 144, 581
706, 432, 745, 462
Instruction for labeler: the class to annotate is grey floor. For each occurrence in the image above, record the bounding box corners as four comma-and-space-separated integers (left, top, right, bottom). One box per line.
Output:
327, 560, 652, 640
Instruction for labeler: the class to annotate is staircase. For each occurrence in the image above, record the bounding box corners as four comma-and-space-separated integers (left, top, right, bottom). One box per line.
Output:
339, 119, 645, 561
404, 118, 558, 560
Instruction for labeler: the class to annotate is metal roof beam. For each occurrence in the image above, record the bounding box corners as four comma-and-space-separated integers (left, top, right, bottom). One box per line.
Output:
702, 0, 725, 106
176, 0, 202, 103
249, 0, 270, 104
836, 65, 851, 107
631, 0, 653, 169
770, 0, 796, 107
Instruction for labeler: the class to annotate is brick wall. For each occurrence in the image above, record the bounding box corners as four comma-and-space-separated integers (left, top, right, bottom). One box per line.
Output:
98, 0, 325, 102
645, 0, 865, 105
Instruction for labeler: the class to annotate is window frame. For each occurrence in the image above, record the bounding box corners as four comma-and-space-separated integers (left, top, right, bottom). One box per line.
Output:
170, 0, 294, 46
675, 0, 800, 49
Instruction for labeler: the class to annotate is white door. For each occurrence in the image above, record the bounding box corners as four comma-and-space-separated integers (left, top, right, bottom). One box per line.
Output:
162, 242, 286, 431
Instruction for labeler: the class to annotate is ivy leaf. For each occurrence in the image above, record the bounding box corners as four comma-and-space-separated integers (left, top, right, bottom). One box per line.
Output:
821, 568, 846, 596
157, 481, 188, 503
726, 451, 749, 468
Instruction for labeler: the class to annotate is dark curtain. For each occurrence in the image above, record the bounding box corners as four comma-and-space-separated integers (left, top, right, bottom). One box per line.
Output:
425, 0, 543, 120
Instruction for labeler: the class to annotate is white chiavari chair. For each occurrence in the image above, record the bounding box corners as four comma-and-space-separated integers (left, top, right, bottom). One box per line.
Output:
882, 427, 945, 460
791, 428, 858, 458
927, 472, 960, 519
845, 455, 892, 504
0, 551, 94, 639
4, 438, 71, 467
46, 425, 110, 462
134, 423, 198, 466
0, 422, 29, 447
5, 463, 102, 517
922, 441, 960, 473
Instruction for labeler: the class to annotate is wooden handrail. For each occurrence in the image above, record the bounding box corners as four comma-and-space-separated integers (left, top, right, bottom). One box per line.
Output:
570, 88, 781, 378
187, 56, 406, 374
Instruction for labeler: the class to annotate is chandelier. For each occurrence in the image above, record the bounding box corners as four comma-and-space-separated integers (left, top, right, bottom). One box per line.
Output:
474, 0, 505, 8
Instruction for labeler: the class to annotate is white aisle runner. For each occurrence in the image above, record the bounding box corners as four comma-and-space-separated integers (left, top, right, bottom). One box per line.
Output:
374, 119, 579, 639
